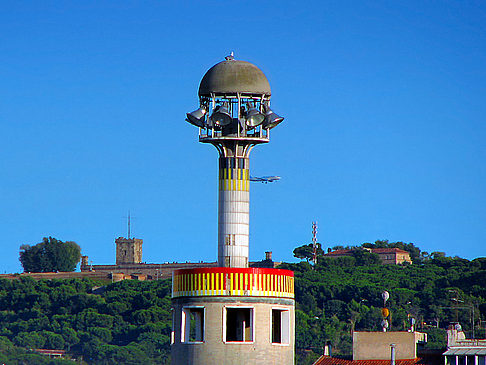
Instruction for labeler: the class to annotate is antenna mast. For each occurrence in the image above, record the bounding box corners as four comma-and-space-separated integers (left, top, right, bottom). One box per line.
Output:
312, 221, 318, 265
128, 211, 131, 239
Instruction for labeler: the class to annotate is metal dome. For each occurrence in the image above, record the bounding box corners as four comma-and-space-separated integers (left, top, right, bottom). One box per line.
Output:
198, 57, 271, 97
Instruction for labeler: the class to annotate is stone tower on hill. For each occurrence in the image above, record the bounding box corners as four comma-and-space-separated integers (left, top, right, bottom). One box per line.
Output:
115, 237, 143, 265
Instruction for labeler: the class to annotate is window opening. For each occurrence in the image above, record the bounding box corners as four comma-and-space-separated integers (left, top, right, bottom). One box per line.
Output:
226, 307, 253, 342
181, 307, 204, 343
272, 309, 290, 344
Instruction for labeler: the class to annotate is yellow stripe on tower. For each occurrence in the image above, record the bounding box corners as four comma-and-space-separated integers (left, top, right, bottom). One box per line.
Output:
198, 273, 201, 295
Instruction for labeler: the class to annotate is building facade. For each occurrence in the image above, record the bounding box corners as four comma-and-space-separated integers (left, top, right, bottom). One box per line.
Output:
444, 325, 486, 365
171, 268, 295, 364
324, 247, 412, 265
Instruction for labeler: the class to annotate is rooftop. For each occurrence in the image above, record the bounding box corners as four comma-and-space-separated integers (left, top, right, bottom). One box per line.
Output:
198, 56, 271, 96
314, 356, 427, 365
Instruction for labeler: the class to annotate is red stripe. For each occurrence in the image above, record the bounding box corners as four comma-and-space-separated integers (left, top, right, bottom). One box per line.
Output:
173, 267, 293, 277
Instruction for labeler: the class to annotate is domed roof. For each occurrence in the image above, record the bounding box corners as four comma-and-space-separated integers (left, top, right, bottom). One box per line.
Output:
198, 56, 271, 97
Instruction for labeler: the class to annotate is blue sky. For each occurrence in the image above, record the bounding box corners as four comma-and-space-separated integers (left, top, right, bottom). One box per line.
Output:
1, 1, 485, 273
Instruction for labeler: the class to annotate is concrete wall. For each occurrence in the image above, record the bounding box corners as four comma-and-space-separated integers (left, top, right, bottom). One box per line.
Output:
172, 297, 295, 365
353, 331, 426, 360
80, 260, 280, 279
82, 262, 218, 280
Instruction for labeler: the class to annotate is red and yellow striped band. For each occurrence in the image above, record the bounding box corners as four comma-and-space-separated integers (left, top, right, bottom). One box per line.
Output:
172, 268, 294, 299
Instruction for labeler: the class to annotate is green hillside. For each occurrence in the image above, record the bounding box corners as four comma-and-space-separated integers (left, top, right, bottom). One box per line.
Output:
1, 244, 485, 364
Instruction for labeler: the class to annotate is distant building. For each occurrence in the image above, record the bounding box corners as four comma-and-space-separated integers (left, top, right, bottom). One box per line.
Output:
313, 331, 440, 365
80, 237, 279, 280
34, 349, 66, 359
115, 237, 142, 265
443, 324, 486, 365
324, 247, 412, 265
353, 331, 427, 360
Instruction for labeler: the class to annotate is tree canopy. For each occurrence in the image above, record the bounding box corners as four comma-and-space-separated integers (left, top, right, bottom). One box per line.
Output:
19, 237, 81, 273
293, 243, 324, 262
0, 277, 172, 364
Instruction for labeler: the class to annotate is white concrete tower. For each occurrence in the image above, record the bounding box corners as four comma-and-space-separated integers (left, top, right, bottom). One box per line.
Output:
172, 55, 293, 365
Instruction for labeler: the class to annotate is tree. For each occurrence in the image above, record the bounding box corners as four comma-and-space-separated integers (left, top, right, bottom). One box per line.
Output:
293, 243, 324, 262
19, 237, 81, 273
350, 249, 381, 266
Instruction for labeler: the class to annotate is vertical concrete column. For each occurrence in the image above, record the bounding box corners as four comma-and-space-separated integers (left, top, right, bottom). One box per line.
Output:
218, 156, 250, 268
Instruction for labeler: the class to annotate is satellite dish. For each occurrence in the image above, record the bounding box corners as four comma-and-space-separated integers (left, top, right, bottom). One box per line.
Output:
382, 291, 390, 303
381, 319, 389, 332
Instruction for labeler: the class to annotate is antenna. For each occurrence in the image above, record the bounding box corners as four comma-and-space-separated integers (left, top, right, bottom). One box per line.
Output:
312, 221, 318, 265
128, 211, 131, 239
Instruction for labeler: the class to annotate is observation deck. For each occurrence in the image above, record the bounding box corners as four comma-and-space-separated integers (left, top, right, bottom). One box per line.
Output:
172, 267, 294, 299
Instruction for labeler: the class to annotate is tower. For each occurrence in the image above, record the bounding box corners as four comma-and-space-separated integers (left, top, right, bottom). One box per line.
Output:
115, 237, 143, 265
170, 55, 295, 364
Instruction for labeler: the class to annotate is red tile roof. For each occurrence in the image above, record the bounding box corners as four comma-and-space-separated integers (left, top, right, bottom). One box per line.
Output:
314, 356, 426, 365
325, 249, 354, 256
371, 248, 410, 254
324, 248, 410, 256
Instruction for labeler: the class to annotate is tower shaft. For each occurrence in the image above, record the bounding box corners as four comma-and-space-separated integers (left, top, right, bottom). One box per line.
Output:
218, 156, 250, 267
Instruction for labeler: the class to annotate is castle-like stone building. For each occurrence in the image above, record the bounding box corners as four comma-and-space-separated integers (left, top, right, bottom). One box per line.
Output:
80, 237, 277, 281
115, 237, 143, 265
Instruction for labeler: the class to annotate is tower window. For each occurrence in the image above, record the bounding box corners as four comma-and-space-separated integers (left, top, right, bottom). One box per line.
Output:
181, 307, 204, 343
225, 307, 253, 342
272, 308, 290, 344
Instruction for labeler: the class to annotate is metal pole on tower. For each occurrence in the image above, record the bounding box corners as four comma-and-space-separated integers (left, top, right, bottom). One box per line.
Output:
128, 211, 131, 239
312, 221, 318, 265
